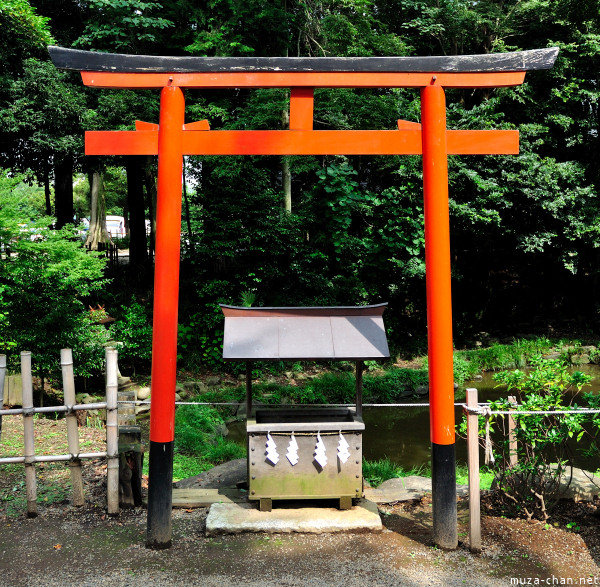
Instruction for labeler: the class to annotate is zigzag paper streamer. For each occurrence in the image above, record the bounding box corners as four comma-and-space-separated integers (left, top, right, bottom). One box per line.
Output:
286, 433, 299, 466
337, 431, 350, 464
265, 432, 279, 465
313, 431, 328, 468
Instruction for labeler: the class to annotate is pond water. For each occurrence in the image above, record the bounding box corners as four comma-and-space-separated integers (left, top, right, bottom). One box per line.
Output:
364, 364, 600, 471
228, 364, 600, 472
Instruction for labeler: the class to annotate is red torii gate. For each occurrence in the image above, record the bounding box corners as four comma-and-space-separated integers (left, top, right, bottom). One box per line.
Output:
50, 46, 557, 550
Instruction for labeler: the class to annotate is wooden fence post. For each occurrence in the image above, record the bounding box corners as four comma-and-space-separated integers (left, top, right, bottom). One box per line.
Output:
105, 347, 119, 515
0, 354, 6, 442
21, 351, 37, 518
61, 348, 84, 506
466, 388, 481, 553
508, 395, 518, 468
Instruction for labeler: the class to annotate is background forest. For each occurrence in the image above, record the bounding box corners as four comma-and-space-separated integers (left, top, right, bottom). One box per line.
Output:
1, 0, 600, 379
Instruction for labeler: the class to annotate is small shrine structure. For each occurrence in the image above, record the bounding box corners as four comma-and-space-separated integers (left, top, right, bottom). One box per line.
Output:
221, 303, 389, 512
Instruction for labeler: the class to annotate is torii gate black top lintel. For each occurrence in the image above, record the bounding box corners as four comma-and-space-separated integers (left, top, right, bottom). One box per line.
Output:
50, 45, 557, 74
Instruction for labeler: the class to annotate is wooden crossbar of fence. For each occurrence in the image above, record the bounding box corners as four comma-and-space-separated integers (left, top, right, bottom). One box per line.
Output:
0, 348, 119, 517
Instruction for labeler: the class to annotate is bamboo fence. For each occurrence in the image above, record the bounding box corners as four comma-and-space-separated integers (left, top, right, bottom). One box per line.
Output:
0, 348, 119, 516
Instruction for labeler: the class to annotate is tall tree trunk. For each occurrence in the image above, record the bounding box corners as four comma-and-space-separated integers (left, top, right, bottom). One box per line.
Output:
43, 162, 51, 217
281, 108, 292, 213
85, 169, 110, 250
182, 158, 195, 256
126, 156, 148, 267
143, 156, 157, 261
54, 155, 74, 228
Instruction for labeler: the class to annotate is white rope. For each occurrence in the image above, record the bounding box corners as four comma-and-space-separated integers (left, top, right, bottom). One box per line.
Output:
483, 406, 495, 465
463, 405, 600, 416
117, 400, 435, 407
116, 400, 600, 416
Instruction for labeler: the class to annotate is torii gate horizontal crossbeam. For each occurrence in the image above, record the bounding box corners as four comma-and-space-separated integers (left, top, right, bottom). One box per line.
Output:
49, 45, 558, 74
79, 71, 527, 89
85, 128, 518, 156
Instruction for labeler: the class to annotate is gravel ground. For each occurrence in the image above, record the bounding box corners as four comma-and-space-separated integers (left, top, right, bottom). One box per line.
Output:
0, 504, 522, 587
1, 491, 599, 587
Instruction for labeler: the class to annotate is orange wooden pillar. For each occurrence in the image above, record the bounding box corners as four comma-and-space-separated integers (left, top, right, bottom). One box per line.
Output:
146, 85, 185, 549
421, 82, 457, 549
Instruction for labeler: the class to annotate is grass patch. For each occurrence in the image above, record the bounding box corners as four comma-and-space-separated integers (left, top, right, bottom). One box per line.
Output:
363, 458, 405, 487
455, 464, 495, 491
0, 416, 107, 517
171, 404, 246, 480
171, 454, 212, 482
455, 337, 554, 376
363, 457, 494, 490
362, 458, 426, 488
0, 461, 74, 516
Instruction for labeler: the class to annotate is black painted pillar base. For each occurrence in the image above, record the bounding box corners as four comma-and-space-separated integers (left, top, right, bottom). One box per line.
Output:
146, 440, 174, 549
431, 442, 457, 550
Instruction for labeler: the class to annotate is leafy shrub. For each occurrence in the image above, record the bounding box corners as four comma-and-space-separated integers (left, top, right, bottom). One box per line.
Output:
482, 357, 591, 520
178, 295, 227, 371
303, 372, 355, 404
0, 223, 109, 382
452, 353, 479, 385
364, 367, 429, 401
460, 338, 554, 374
109, 299, 153, 373
579, 391, 600, 464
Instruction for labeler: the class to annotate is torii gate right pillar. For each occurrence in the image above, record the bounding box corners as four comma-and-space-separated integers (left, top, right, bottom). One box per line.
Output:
421, 82, 457, 549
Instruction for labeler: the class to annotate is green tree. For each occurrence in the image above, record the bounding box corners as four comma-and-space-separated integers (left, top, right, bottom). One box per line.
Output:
0, 173, 110, 386
73, 1, 174, 264
0, 1, 57, 216
0, 0, 53, 76
1, 58, 88, 226
74, 0, 172, 54
9, 0, 600, 365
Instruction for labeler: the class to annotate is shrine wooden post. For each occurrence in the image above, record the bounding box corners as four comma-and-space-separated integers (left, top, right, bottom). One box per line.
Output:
50, 46, 557, 550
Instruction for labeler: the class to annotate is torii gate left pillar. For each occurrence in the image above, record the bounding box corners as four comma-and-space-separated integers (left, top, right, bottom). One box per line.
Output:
49, 46, 557, 550
146, 85, 185, 547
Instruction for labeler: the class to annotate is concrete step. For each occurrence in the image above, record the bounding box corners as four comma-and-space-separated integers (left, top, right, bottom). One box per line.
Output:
205, 499, 382, 535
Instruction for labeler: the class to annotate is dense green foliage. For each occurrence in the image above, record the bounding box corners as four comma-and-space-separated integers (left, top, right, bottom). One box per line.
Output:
1, 0, 600, 372
467, 357, 600, 520
0, 173, 109, 379
108, 298, 153, 373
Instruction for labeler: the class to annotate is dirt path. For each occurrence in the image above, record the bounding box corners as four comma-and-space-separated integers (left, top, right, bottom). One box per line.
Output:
0, 493, 598, 587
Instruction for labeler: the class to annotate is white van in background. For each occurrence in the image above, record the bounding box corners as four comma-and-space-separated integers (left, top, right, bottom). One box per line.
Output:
106, 215, 125, 238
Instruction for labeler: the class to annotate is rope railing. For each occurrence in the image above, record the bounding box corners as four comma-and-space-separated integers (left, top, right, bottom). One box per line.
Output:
117, 400, 449, 408
463, 405, 600, 416
118, 399, 600, 416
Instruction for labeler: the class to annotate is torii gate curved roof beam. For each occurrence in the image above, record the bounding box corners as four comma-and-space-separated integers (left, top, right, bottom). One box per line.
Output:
49, 46, 557, 88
